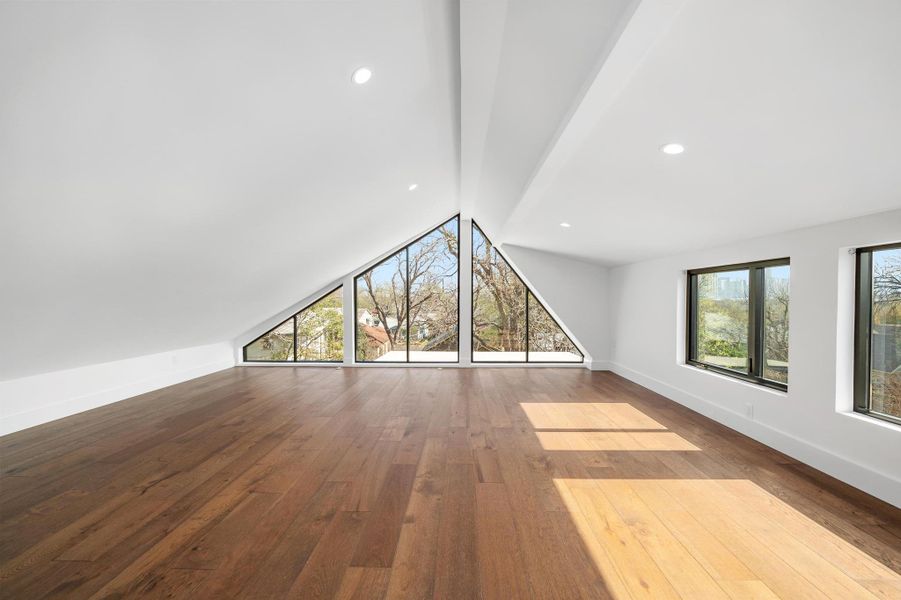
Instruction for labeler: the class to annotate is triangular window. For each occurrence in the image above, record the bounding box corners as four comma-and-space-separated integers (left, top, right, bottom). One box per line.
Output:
243, 287, 343, 362
472, 222, 582, 363
527, 291, 582, 362
244, 216, 580, 365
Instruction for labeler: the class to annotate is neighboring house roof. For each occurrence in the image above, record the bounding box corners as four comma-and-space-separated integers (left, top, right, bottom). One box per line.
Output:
360, 324, 390, 346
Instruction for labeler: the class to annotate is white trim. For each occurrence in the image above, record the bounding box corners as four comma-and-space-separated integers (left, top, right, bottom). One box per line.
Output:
459, 217, 474, 367
607, 361, 901, 508
840, 409, 901, 433
1, 343, 235, 436
342, 275, 355, 366
680, 363, 787, 397
238, 362, 587, 369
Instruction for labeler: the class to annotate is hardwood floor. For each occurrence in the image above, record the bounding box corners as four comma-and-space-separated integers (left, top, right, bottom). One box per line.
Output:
1, 367, 899, 599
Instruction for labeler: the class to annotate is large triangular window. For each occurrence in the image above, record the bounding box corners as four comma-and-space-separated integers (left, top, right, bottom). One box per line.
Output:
243, 287, 344, 362
355, 216, 459, 363
243, 216, 580, 365
472, 222, 582, 363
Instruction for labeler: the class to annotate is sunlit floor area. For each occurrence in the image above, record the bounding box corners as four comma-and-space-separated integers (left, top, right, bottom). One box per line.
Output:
558, 478, 901, 599
1, 368, 899, 599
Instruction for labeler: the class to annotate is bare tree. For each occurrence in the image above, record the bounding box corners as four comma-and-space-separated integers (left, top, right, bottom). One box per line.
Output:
874, 252, 901, 313
472, 231, 526, 352
358, 223, 459, 358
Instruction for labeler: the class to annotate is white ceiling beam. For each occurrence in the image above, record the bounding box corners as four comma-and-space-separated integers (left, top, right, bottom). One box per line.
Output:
459, 0, 508, 220
499, 0, 687, 237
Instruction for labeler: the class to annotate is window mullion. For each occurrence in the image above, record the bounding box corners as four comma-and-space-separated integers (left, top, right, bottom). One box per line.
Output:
749, 267, 764, 378
747, 268, 755, 376
525, 291, 530, 363
854, 250, 873, 412
688, 273, 698, 361
405, 246, 410, 363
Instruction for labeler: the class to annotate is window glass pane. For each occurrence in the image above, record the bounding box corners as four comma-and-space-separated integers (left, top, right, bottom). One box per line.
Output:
409, 218, 459, 362
870, 247, 901, 418
527, 292, 582, 362
296, 288, 344, 362
763, 265, 790, 383
472, 223, 526, 362
245, 318, 294, 361
695, 270, 749, 373
356, 250, 408, 362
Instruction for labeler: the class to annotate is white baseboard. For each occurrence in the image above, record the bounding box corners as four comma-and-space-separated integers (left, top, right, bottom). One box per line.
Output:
0, 343, 235, 436
607, 361, 901, 508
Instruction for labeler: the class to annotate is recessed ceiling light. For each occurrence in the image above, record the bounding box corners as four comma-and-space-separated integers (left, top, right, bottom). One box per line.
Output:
351, 67, 372, 85
560, 222, 571, 228
660, 142, 685, 155
408, 183, 418, 191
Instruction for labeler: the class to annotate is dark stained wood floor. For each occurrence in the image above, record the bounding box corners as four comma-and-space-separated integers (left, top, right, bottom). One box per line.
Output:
1, 368, 899, 599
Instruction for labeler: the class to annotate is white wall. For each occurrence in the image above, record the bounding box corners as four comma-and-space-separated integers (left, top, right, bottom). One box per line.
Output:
0, 342, 234, 436
607, 208, 901, 507
504, 244, 609, 368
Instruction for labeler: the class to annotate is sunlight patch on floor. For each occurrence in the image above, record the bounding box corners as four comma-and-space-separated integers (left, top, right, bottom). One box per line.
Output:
536, 431, 700, 451
520, 403, 667, 430
554, 478, 901, 600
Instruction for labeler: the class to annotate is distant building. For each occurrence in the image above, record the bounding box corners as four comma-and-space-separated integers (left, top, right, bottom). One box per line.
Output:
872, 324, 900, 373
358, 309, 398, 332
715, 276, 748, 300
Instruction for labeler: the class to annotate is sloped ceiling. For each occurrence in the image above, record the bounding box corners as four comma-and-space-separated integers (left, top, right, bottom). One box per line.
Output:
498, 0, 901, 265
0, 0, 460, 379
3, 0, 901, 379
459, 0, 640, 234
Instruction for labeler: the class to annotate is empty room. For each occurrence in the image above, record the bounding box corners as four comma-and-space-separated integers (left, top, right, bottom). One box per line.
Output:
2, 0, 900, 598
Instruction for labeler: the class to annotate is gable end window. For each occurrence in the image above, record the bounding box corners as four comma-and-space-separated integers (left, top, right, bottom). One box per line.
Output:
243, 286, 344, 363
687, 258, 790, 390
472, 222, 583, 363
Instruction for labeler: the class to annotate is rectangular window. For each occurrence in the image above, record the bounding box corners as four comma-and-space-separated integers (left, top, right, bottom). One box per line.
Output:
854, 243, 901, 425
687, 258, 790, 390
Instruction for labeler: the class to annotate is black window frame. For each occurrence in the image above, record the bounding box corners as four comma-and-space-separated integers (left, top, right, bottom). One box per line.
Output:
353, 214, 461, 364
471, 221, 584, 364
686, 258, 790, 391
854, 241, 901, 426
242, 285, 344, 364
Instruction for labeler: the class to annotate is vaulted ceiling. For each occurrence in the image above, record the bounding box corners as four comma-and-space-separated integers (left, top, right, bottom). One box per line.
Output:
497, 0, 901, 265
2, 0, 900, 378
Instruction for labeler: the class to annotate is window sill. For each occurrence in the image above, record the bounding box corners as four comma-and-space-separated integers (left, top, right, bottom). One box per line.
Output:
682, 362, 788, 396
842, 410, 901, 430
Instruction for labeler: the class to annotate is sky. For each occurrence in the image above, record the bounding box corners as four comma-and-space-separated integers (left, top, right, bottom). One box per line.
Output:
362, 217, 459, 289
